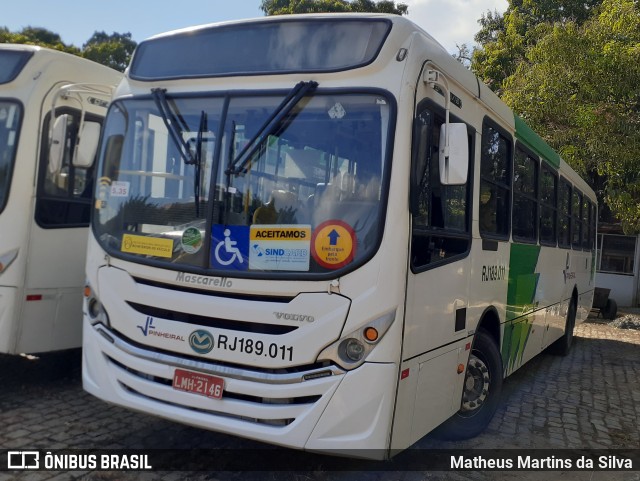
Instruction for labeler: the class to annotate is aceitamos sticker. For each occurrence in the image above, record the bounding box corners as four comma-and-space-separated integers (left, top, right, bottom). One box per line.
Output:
249, 225, 311, 271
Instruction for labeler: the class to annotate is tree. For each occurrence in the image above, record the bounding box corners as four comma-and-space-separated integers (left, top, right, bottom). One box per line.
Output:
82, 32, 137, 72
260, 0, 408, 15
0, 26, 80, 55
501, 0, 640, 232
472, 0, 602, 93
0, 27, 136, 71
453, 43, 473, 68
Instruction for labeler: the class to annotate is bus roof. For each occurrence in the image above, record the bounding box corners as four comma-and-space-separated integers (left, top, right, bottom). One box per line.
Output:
514, 115, 561, 169
0, 44, 122, 87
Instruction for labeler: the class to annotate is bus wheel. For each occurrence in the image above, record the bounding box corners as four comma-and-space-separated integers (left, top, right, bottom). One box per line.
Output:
549, 297, 577, 356
433, 329, 503, 440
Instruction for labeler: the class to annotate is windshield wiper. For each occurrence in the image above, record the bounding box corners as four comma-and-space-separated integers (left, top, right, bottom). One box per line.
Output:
151, 88, 197, 165
194, 110, 206, 217
225, 80, 318, 176
152, 88, 206, 217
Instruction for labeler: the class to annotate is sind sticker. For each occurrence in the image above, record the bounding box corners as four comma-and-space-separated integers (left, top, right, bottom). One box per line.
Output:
249, 225, 311, 271
121, 234, 174, 258
311, 220, 356, 269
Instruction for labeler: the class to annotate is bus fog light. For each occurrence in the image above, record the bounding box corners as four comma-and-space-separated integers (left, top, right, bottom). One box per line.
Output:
341, 338, 365, 362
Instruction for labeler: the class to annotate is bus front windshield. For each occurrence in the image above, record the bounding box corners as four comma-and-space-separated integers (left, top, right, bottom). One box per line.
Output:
0, 101, 21, 214
94, 90, 392, 277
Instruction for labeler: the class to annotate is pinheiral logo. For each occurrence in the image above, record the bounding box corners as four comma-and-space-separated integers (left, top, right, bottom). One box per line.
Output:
189, 329, 214, 354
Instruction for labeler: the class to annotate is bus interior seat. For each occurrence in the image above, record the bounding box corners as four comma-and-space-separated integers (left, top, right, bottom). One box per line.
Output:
253, 189, 298, 224
341, 173, 355, 200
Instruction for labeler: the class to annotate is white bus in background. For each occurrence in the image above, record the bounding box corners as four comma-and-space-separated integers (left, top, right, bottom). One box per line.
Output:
0, 45, 121, 354
83, 15, 596, 458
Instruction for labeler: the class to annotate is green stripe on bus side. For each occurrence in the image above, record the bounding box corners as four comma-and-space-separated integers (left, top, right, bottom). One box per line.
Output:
502, 243, 541, 373
514, 115, 561, 169
506, 244, 541, 321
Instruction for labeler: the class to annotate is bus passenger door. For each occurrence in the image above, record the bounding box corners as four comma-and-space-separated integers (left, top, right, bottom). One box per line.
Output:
18, 110, 98, 352
394, 103, 473, 446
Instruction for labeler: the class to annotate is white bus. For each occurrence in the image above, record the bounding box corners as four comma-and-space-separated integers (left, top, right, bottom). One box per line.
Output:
83, 15, 596, 457
0, 45, 121, 354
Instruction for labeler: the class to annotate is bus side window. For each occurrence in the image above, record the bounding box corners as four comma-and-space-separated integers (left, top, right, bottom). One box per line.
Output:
558, 179, 572, 248
588, 200, 596, 251
479, 120, 512, 240
512, 144, 538, 243
571, 188, 583, 249
410, 107, 471, 270
539, 163, 558, 246
581, 195, 590, 250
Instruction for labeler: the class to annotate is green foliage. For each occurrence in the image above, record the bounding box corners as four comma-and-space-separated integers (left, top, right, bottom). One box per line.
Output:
82, 32, 137, 72
472, 0, 602, 93
453, 43, 473, 69
0, 26, 136, 72
0, 26, 80, 55
500, 0, 640, 233
260, 0, 408, 15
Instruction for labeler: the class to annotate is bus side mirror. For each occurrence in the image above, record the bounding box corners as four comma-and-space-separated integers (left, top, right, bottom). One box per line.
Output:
74, 120, 102, 168
48, 114, 68, 174
439, 123, 468, 185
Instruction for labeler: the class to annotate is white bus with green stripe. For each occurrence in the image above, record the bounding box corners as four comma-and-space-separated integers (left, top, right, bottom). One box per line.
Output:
82, 14, 596, 458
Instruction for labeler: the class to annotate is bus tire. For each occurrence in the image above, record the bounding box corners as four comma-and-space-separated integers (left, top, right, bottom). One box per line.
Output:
433, 329, 503, 440
549, 297, 577, 356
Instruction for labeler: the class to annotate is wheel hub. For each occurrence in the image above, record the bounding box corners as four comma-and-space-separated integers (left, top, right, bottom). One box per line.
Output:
461, 353, 490, 412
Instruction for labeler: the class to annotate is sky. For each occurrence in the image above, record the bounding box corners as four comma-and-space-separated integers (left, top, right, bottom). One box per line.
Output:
2, 0, 508, 54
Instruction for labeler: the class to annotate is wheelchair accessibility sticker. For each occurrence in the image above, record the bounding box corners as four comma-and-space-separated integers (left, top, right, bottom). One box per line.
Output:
211, 225, 249, 270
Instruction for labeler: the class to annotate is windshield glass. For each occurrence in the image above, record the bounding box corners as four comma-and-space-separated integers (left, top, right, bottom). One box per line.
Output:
0, 101, 22, 214
0, 50, 33, 84
94, 91, 392, 277
130, 19, 391, 80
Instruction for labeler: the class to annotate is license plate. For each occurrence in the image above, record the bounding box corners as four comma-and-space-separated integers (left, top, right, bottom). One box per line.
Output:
173, 369, 224, 399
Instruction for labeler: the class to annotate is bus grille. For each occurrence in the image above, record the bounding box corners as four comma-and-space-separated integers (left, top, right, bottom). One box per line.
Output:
126, 301, 297, 335
109, 355, 322, 407
119, 382, 296, 427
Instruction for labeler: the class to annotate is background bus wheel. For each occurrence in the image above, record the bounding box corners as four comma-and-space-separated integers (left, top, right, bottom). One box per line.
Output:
549, 297, 577, 356
433, 329, 503, 440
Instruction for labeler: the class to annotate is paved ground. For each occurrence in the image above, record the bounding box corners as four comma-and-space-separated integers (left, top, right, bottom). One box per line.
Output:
0, 312, 638, 481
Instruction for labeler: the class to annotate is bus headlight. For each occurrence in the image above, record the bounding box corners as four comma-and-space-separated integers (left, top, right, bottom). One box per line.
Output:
342, 338, 365, 362
318, 309, 396, 370
84, 284, 110, 327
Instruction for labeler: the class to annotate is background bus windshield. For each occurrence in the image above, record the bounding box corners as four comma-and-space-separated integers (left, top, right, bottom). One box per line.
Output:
0, 101, 21, 214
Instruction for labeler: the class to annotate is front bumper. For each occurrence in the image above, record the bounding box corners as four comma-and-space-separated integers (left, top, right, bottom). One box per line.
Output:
83, 318, 397, 456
